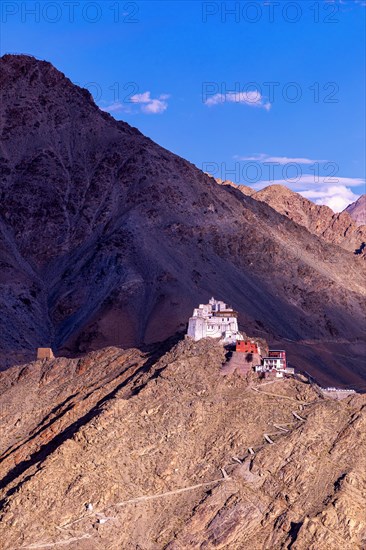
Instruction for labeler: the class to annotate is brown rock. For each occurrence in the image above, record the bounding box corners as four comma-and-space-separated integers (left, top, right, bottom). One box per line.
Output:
344, 194, 366, 226
0, 340, 365, 549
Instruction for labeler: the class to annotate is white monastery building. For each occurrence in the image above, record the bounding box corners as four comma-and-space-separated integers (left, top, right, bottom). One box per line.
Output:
187, 297, 240, 343
187, 298, 295, 378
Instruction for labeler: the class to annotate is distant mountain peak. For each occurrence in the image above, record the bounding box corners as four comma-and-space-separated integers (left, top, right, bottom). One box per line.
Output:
344, 194, 366, 227
253, 185, 365, 256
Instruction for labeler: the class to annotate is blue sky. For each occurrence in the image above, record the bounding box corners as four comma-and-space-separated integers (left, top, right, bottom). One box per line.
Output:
1, 0, 365, 210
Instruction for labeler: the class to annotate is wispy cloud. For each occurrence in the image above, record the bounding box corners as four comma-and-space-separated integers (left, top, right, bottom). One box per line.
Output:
101, 101, 130, 114
101, 91, 170, 115
252, 175, 365, 212
205, 91, 271, 111
234, 153, 327, 165
326, 0, 366, 5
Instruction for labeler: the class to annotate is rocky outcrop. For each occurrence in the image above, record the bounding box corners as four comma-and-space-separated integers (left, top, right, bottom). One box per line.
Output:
0, 55, 365, 388
253, 185, 366, 256
0, 339, 365, 549
344, 194, 366, 227
213, 177, 255, 196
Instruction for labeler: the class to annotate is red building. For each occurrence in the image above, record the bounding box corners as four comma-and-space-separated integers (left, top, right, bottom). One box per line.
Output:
236, 341, 259, 354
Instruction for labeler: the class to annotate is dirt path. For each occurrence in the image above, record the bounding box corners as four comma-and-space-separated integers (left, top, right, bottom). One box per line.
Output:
59, 476, 227, 531
251, 387, 307, 404
18, 534, 92, 549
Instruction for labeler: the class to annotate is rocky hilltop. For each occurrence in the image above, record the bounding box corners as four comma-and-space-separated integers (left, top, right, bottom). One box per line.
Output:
0, 54, 365, 387
252, 185, 366, 257
345, 194, 366, 227
213, 177, 255, 196
0, 339, 365, 549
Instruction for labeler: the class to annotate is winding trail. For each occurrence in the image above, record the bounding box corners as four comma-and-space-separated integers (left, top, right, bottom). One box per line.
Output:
114, 477, 227, 508
17, 477, 229, 549
251, 387, 307, 404
59, 476, 227, 530
17, 534, 92, 549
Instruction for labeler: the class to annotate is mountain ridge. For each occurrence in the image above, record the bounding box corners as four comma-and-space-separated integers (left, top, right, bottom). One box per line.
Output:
249, 184, 366, 256
0, 54, 365, 388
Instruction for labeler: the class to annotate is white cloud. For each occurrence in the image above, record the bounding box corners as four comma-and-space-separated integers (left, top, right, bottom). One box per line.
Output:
130, 91, 151, 104
101, 101, 131, 113
205, 91, 271, 111
131, 91, 169, 114
252, 175, 365, 212
326, 0, 366, 5
300, 185, 360, 213
101, 91, 170, 115
235, 153, 326, 165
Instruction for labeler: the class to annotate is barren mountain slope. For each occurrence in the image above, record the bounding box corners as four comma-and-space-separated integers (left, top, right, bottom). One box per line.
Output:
253, 185, 366, 256
0, 340, 365, 549
0, 55, 365, 385
345, 194, 366, 227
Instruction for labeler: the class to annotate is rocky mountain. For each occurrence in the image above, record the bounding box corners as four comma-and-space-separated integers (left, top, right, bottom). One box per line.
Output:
0, 339, 365, 549
252, 185, 366, 257
213, 177, 255, 196
0, 54, 365, 388
344, 194, 366, 227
